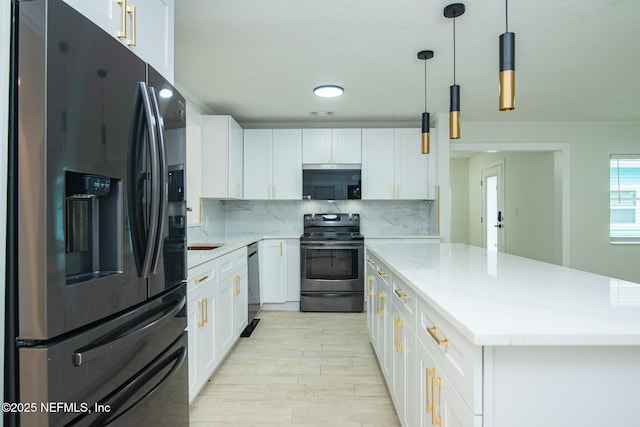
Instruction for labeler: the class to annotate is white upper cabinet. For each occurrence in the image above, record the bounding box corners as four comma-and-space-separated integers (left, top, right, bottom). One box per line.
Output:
201, 115, 243, 199
302, 128, 361, 164
185, 103, 202, 223
362, 128, 432, 200
62, 0, 174, 82
243, 129, 302, 200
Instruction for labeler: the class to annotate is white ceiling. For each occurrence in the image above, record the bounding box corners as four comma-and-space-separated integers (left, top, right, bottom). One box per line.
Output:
174, 0, 640, 126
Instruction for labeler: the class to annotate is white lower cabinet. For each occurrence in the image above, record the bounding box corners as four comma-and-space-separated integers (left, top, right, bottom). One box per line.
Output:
416, 339, 481, 427
216, 247, 248, 359
367, 251, 481, 427
259, 238, 300, 307
187, 260, 216, 403
187, 246, 247, 403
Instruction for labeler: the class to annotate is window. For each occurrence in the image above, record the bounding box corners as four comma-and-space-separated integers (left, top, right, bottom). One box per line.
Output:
610, 155, 640, 243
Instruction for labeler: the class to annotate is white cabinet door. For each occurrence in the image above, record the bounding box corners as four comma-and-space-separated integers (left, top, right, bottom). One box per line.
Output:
332, 128, 362, 163
130, 0, 174, 83
233, 269, 248, 337
362, 128, 433, 200
303, 129, 361, 164
362, 129, 395, 199
62, 0, 174, 82
390, 303, 408, 425
186, 104, 202, 224
243, 129, 272, 200
395, 128, 429, 199
302, 129, 332, 163
259, 239, 287, 303
216, 274, 235, 358
200, 287, 216, 379
62, 0, 116, 33
417, 339, 481, 427
285, 239, 301, 302
365, 259, 377, 344
272, 129, 302, 199
202, 115, 243, 199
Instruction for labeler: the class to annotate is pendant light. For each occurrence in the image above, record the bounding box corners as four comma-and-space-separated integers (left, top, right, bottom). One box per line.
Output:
499, 0, 515, 111
417, 50, 434, 154
444, 3, 465, 140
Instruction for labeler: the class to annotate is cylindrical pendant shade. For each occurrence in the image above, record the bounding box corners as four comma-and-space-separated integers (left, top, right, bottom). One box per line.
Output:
499, 32, 515, 111
449, 84, 460, 139
421, 112, 430, 154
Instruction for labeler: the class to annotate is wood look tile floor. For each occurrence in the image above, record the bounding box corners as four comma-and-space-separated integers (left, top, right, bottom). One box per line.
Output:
190, 311, 400, 426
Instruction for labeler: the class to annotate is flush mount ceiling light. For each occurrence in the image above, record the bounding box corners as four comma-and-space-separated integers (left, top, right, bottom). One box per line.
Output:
417, 50, 434, 155
444, 3, 465, 140
313, 85, 344, 98
499, 0, 515, 111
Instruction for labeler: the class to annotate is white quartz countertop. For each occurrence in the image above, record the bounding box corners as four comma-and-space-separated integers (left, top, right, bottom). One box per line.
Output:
365, 241, 640, 346
187, 234, 300, 269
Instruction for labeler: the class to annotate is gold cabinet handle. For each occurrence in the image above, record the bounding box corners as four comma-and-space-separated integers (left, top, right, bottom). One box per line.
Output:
427, 326, 449, 349
197, 299, 203, 327
280, 241, 283, 256
126, 5, 136, 46
432, 376, 443, 426
187, 207, 193, 212
366, 257, 375, 265
394, 288, 408, 300
377, 270, 387, 278
394, 317, 404, 352
377, 291, 384, 316
116, 0, 127, 38
196, 275, 209, 284
366, 275, 373, 296
426, 368, 435, 414
203, 298, 208, 325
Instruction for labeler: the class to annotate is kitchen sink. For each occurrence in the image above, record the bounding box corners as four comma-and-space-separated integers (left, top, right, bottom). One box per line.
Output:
187, 244, 223, 251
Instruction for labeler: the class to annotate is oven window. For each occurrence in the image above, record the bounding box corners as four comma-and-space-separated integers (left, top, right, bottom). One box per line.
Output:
305, 248, 359, 280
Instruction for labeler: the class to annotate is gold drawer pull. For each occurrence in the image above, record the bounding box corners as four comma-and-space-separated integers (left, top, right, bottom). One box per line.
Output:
197, 300, 203, 327
394, 317, 404, 353
377, 270, 387, 278
394, 288, 408, 300
366, 257, 375, 264
367, 275, 374, 296
195, 275, 209, 284
427, 326, 449, 349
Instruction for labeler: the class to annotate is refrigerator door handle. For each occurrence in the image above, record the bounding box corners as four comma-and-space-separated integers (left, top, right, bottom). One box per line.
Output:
127, 81, 160, 278
72, 294, 186, 366
147, 87, 167, 275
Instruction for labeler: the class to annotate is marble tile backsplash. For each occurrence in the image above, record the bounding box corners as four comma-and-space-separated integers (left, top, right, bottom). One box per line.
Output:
189, 199, 437, 241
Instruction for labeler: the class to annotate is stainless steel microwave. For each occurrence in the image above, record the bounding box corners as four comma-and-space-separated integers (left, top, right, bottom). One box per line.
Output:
302, 164, 361, 200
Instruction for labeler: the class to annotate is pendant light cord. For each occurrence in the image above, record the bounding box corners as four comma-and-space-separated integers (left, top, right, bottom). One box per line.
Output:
505, 0, 509, 32
424, 58, 427, 111
453, 17, 457, 84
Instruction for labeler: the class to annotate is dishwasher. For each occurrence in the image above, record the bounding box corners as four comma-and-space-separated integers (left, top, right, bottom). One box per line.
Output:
241, 242, 261, 337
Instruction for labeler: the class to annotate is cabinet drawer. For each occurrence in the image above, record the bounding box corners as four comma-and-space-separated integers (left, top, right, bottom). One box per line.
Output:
187, 260, 215, 297
391, 276, 416, 329
417, 297, 482, 414
217, 247, 247, 281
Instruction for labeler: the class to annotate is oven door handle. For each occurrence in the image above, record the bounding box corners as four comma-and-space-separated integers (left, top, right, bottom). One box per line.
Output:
300, 243, 363, 250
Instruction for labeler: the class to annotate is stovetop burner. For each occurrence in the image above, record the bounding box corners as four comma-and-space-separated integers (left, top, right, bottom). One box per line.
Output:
301, 213, 362, 241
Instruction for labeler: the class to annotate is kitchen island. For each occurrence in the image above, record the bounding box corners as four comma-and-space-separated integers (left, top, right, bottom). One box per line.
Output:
365, 241, 640, 427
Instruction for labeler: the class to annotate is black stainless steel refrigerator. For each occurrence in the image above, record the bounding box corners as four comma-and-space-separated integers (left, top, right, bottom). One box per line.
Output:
5, 0, 189, 425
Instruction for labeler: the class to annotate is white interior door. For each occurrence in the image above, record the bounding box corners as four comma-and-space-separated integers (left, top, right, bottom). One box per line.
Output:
481, 163, 505, 252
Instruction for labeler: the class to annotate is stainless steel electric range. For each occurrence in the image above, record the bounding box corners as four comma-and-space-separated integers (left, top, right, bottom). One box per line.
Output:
300, 213, 364, 312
